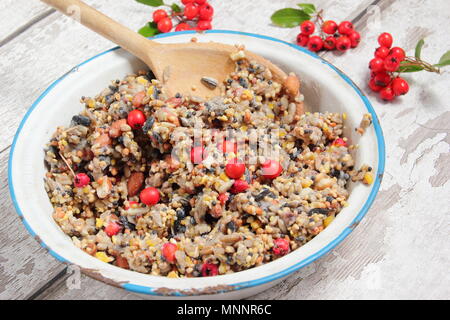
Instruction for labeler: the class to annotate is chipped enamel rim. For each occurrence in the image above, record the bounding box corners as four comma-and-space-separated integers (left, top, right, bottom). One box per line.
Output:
8, 30, 385, 297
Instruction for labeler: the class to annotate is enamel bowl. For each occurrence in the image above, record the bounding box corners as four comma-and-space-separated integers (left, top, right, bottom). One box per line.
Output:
9, 30, 385, 299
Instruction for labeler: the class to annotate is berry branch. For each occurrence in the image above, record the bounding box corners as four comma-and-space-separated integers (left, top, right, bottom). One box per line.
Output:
271, 3, 360, 53
135, 0, 214, 36
368, 34, 450, 101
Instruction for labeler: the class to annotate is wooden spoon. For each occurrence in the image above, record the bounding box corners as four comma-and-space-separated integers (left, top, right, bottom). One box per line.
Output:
41, 0, 287, 99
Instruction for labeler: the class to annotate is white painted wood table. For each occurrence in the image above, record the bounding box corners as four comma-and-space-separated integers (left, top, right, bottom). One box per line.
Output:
0, 0, 449, 300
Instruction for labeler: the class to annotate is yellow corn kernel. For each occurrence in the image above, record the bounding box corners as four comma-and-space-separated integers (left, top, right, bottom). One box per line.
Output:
95, 251, 113, 263
147, 86, 154, 96
95, 218, 104, 228
83, 186, 90, 194
167, 271, 179, 278
324, 215, 335, 228
146, 239, 156, 247
137, 76, 149, 85
87, 99, 95, 108
342, 113, 347, 120
301, 179, 313, 188
240, 125, 248, 132
363, 172, 374, 185
251, 220, 261, 230
219, 263, 227, 274
220, 173, 230, 182
268, 103, 274, 110
267, 114, 274, 119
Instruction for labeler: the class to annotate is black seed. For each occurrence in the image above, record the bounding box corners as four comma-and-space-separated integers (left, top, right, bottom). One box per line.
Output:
308, 208, 330, 216
226, 221, 237, 232
71, 115, 91, 127
142, 117, 155, 133
119, 216, 136, 230
255, 188, 271, 201
176, 208, 186, 220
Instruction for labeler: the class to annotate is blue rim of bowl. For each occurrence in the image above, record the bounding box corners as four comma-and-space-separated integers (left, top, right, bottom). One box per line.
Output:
8, 29, 385, 296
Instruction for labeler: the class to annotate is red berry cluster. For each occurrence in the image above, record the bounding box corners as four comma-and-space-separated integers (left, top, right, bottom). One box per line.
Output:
368, 32, 409, 101
153, 0, 214, 33
297, 19, 360, 52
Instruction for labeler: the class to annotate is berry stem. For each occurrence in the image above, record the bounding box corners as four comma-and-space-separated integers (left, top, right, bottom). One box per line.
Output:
401, 56, 441, 74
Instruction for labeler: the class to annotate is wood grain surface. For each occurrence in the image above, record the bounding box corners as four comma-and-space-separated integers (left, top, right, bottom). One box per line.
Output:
0, 0, 448, 300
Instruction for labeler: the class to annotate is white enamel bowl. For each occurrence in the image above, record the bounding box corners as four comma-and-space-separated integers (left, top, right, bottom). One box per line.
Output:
9, 30, 385, 299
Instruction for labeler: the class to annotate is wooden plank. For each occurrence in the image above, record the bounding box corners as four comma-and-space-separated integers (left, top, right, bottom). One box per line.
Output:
0, 148, 68, 300
0, 0, 53, 45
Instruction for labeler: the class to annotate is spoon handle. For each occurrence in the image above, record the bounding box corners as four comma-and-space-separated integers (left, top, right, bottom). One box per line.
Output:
41, 0, 155, 68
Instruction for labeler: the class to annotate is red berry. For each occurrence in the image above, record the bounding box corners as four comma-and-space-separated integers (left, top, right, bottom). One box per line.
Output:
300, 20, 315, 36
124, 201, 139, 210
152, 9, 168, 23
261, 160, 283, 179
74, 173, 90, 188
218, 193, 229, 205
198, 3, 214, 20
157, 17, 173, 33
225, 158, 246, 179
332, 138, 347, 147
338, 21, 353, 35
374, 46, 390, 59
348, 30, 360, 48
190, 146, 206, 164
322, 20, 338, 34
336, 36, 351, 51
231, 180, 249, 194
201, 263, 218, 276
391, 77, 409, 96
127, 109, 146, 129
140, 187, 160, 206
273, 238, 290, 256
307, 35, 323, 52
218, 140, 237, 154
161, 243, 177, 263
296, 33, 310, 47
181, 0, 195, 4
389, 47, 406, 61
175, 23, 192, 31
323, 36, 336, 50
105, 221, 122, 237
379, 86, 395, 101
369, 78, 383, 92
374, 72, 392, 87
384, 54, 400, 72
184, 3, 199, 20
369, 57, 385, 72
194, 0, 207, 4
197, 20, 212, 30
378, 32, 393, 48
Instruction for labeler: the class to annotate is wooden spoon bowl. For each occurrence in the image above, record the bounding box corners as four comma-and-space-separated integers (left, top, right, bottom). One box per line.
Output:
41, 0, 287, 98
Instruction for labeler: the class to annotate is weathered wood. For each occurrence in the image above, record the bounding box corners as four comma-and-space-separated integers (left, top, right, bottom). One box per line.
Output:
0, 0, 52, 44
0, 0, 448, 300
0, 149, 67, 300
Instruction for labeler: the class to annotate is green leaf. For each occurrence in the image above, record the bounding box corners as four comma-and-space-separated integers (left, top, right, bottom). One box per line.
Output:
415, 39, 425, 59
397, 61, 424, 73
136, 0, 164, 7
271, 8, 311, 28
171, 3, 181, 12
433, 50, 450, 67
297, 3, 316, 15
138, 22, 160, 37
